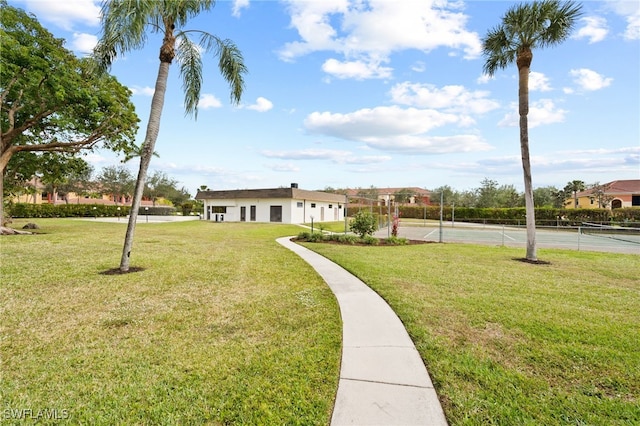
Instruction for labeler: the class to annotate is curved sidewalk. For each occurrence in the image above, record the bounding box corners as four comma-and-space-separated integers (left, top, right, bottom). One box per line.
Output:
277, 237, 448, 426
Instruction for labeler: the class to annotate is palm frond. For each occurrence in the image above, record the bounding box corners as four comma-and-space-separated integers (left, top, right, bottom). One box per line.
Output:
93, 0, 156, 71
482, 0, 583, 74
482, 26, 516, 75
175, 34, 203, 118
540, 1, 583, 47
199, 32, 247, 105
165, 0, 215, 28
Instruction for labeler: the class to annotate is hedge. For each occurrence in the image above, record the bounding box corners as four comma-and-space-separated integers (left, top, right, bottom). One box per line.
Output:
6, 203, 177, 218
347, 205, 640, 227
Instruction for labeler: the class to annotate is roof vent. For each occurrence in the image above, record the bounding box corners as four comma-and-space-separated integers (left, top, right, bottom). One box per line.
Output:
291, 183, 298, 188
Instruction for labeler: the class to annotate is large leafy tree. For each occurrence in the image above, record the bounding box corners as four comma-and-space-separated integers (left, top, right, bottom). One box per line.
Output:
144, 170, 178, 206
38, 153, 92, 204
94, 0, 247, 272
97, 165, 134, 206
482, 0, 582, 261
0, 1, 139, 224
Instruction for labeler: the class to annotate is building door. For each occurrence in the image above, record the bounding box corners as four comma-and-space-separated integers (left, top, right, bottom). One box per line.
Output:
250, 205, 256, 221
320, 206, 324, 221
270, 206, 282, 222
240, 206, 246, 221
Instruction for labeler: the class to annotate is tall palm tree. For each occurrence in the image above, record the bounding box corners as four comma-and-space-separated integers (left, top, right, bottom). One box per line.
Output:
482, 0, 582, 262
94, 0, 247, 272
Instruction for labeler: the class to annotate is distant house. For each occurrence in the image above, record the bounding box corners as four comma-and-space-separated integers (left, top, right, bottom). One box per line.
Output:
195, 184, 346, 224
564, 179, 640, 209
10, 177, 153, 207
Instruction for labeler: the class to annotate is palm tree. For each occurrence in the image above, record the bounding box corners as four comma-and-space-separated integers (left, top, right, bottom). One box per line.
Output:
564, 180, 586, 208
94, 0, 247, 272
482, 0, 582, 262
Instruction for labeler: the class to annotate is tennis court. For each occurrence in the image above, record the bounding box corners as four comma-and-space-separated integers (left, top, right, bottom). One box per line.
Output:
375, 222, 640, 255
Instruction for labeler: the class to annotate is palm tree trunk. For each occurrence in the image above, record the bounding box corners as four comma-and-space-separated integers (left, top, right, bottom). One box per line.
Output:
119, 61, 170, 272
518, 51, 537, 261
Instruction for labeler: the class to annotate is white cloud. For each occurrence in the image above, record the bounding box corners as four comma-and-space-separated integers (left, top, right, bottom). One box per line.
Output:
71, 33, 98, 55
607, 0, 640, 40
529, 72, 552, 92
262, 148, 391, 164
476, 74, 493, 85
198, 94, 222, 109
246, 97, 273, 112
322, 58, 393, 80
304, 106, 492, 154
23, 0, 100, 30
624, 11, 640, 40
129, 86, 155, 96
411, 61, 426, 73
278, 0, 481, 79
574, 16, 608, 43
232, 0, 250, 18
498, 99, 567, 128
389, 82, 499, 115
269, 163, 301, 172
569, 68, 613, 91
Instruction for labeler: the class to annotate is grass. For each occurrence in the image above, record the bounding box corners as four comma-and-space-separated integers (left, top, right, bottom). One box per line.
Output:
1, 219, 340, 424
302, 220, 348, 234
302, 242, 640, 425
4, 219, 639, 425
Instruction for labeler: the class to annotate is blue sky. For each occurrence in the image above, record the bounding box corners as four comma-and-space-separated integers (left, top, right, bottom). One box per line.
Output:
11, 0, 640, 195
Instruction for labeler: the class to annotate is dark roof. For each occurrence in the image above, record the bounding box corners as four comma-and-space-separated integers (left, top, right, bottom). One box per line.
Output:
195, 187, 346, 203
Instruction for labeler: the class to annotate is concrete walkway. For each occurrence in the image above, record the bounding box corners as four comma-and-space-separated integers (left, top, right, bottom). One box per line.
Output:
277, 237, 448, 426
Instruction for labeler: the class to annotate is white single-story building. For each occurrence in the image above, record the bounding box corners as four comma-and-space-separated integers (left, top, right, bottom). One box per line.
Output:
195, 184, 347, 224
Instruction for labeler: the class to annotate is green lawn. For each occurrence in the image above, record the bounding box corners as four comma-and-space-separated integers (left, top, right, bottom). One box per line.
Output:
303, 241, 640, 425
3, 219, 639, 425
1, 219, 340, 424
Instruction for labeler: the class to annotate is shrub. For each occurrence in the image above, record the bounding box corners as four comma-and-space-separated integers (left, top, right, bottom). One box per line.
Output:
349, 211, 378, 237
297, 231, 312, 240
361, 235, 379, 245
384, 236, 408, 245
7, 203, 131, 218
336, 234, 360, 245
296, 231, 324, 242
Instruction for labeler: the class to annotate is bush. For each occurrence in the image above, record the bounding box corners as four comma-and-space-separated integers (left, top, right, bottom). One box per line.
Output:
384, 236, 408, 245
7, 203, 130, 218
361, 235, 379, 245
296, 231, 324, 242
336, 234, 360, 244
349, 211, 378, 237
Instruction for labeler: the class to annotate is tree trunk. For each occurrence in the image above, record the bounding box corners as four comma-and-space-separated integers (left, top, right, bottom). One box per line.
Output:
119, 61, 170, 272
517, 50, 537, 261
0, 165, 5, 226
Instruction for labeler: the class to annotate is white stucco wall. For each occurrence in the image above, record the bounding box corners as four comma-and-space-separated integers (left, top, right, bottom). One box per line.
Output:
203, 197, 344, 224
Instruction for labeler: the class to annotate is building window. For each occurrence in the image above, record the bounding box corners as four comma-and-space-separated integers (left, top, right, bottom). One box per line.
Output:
297, 202, 303, 208
270, 205, 282, 222
212, 206, 226, 213
311, 203, 316, 208
632, 195, 640, 206
328, 204, 333, 208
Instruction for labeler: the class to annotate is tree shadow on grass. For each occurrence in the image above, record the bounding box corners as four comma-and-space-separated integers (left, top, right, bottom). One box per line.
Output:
513, 258, 551, 265
99, 267, 146, 275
